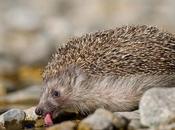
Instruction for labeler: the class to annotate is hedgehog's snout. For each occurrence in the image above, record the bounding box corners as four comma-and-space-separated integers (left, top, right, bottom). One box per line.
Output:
35, 106, 44, 116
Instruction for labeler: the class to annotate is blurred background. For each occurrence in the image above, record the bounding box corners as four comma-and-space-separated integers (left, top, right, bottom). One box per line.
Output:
0, 0, 175, 113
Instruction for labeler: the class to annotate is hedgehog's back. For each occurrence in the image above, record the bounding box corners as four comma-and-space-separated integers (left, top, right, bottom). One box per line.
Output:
43, 25, 175, 81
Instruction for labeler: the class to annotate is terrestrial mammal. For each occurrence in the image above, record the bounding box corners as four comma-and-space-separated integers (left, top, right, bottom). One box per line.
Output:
35, 25, 175, 120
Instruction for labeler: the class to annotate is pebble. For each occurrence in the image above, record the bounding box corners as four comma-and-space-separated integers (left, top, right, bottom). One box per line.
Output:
0, 109, 25, 129
78, 108, 128, 130
156, 123, 175, 130
46, 121, 76, 130
128, 120, 145, 130
140, 88, 175, 127
114, 110, 140, 120
24, 106, 38, 121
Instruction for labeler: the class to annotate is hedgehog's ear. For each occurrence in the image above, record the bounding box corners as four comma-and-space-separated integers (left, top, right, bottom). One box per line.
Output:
74, 67, 88, 85
75, 67, 87, 78
68, 65, 87, 80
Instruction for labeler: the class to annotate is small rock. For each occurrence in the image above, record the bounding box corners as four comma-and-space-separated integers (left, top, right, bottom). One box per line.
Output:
140, 88, 175, 127
128, 120, 144, 130
24, 107, 38, 121
156, 123, 175, 130
114, 110, 140, 120
34, 118, 44, 128
46, 121, 76, 130
0, 109, 25, 129
0, 109, 25, 124
78, 108, 128, 130
23, 106, 44, 128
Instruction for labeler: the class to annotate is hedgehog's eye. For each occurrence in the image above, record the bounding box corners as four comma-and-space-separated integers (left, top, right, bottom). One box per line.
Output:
51, 90, 60, 97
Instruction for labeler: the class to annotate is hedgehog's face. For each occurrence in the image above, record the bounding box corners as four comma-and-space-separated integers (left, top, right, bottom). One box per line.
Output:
35, 79, 71, 119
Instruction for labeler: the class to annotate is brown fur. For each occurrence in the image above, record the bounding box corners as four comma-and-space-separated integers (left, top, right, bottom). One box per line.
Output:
36, 25, 175, 117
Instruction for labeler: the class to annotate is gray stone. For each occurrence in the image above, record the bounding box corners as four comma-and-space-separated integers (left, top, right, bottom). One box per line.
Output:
157, 123, 175, 130
47, 121, 76, 130
24, 106, 45, 127
140, 88, 175, 127
0, 109, 25, 125
78, 108, 127, 130
114, 110, 140, 120
128, 120, 144, 130
24, 106, 38, 121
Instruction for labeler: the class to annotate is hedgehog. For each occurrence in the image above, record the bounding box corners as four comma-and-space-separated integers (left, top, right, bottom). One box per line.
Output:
35, 25, 175, 125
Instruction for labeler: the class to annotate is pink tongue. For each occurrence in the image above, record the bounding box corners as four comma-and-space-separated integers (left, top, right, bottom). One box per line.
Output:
44, 113, 53, 126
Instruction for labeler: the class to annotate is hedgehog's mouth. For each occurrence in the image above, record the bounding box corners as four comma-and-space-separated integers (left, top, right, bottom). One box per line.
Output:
44, 110, 62, 126
44, 113, 53, 126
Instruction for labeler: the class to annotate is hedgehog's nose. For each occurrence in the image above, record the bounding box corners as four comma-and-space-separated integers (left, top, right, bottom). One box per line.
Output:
35, 107, 43, 116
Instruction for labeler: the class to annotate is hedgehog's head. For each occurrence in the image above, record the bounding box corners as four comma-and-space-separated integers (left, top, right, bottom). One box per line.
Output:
35, 79, 71, 118
35, 66, 87, 120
